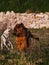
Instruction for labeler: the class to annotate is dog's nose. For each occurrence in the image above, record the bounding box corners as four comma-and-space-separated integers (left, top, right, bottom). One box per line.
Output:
13, 32, 16, 36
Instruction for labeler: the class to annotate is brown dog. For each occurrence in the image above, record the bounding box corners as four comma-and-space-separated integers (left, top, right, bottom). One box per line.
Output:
13, 23, 39, 52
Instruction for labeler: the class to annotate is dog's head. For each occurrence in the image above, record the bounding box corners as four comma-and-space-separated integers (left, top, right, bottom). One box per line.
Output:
13, 23, 27, 37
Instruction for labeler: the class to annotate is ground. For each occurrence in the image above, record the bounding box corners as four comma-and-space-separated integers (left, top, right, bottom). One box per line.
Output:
0, 28, 49, 65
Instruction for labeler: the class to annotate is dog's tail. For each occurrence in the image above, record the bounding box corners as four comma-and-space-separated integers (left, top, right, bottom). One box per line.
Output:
28, 31, 39, 41
31, 34, 39, 40
30, 33, 39, 40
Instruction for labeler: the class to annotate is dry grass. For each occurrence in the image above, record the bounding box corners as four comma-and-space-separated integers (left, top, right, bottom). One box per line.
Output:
0, 28, 49, 65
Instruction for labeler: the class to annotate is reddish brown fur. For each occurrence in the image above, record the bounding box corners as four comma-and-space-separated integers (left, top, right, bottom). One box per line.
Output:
13, 23, 39, 52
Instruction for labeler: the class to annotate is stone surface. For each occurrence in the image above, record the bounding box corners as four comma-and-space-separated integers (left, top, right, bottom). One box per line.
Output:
0, 11, 49, 34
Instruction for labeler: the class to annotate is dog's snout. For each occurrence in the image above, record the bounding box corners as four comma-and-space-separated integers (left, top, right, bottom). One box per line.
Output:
13, 32, 16, 36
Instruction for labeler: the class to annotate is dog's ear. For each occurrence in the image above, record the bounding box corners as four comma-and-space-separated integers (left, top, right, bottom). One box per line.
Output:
20, 23, 23, 25
20, 23, 24, 27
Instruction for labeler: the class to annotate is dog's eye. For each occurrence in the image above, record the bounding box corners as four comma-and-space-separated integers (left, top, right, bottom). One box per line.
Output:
16, 30, 17, 31
15, 29, 17, 32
